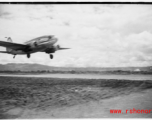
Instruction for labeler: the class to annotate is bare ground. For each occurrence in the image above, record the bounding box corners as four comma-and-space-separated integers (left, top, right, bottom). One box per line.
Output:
0, 76, 152, 118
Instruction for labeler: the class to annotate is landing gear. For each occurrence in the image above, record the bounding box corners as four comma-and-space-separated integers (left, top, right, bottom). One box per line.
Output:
13, 55, 16, 59
27, 54, 30, 58
50, 54, 53, 59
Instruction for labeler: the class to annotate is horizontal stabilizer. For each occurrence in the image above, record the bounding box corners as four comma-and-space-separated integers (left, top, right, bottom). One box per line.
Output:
0, 51, 11, 54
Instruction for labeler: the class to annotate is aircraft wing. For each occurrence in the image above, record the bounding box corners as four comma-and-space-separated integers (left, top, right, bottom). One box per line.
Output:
0, 41, 28, 50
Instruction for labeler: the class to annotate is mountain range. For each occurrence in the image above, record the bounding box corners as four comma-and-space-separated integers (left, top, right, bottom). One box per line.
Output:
0, 63, 152, 72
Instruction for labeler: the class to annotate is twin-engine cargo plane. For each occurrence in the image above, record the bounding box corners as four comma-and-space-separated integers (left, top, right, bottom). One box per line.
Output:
0, 35, 69, 59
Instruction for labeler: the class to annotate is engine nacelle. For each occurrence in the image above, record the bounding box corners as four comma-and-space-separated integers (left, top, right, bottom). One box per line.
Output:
29, 41, 38, 48
45, 45, 60, 53
55, 45, 60, 51
45, 48, 55, 53
24, 42, 38, 51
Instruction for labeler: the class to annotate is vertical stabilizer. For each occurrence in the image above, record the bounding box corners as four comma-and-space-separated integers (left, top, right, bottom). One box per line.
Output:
6, 37, 13, 42
6, 37, 13, 52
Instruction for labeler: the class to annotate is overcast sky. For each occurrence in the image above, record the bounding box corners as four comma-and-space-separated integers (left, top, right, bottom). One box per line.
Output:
0, 4, 152, 67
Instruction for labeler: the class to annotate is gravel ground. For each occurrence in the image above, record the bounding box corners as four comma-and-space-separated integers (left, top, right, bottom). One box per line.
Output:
0, 76, 152, 118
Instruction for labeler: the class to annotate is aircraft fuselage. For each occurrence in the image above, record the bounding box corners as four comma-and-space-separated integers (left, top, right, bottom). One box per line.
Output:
0, 35, 69, 59
10, 35, 58, 55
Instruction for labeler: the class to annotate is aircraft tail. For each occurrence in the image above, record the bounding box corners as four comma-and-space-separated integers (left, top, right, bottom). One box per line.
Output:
0, 51, 10, 54
6, 37, 13, 42
6, 37, 13, 52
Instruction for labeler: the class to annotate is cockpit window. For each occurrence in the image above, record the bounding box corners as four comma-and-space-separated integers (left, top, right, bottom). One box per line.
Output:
39, 37, 49, 42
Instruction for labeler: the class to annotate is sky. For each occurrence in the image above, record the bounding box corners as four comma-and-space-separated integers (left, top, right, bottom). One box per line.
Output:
0, 4, 152, 67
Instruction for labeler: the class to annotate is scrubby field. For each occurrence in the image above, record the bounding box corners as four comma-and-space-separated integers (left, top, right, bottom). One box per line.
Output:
0, 76, 152, 118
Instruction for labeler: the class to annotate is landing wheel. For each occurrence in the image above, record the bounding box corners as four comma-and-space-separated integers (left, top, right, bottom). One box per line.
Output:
27, 54, 30, 58
13, 55, 16, 59
50, 54, 53, 59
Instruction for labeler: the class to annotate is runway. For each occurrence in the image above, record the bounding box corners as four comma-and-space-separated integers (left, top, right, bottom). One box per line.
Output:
0, 73, 152, 80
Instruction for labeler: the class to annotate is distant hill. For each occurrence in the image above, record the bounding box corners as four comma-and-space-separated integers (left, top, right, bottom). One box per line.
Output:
0, 63, 152, 72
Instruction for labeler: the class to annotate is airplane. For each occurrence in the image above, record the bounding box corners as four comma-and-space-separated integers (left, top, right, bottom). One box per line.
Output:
0, 35, 69, 59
